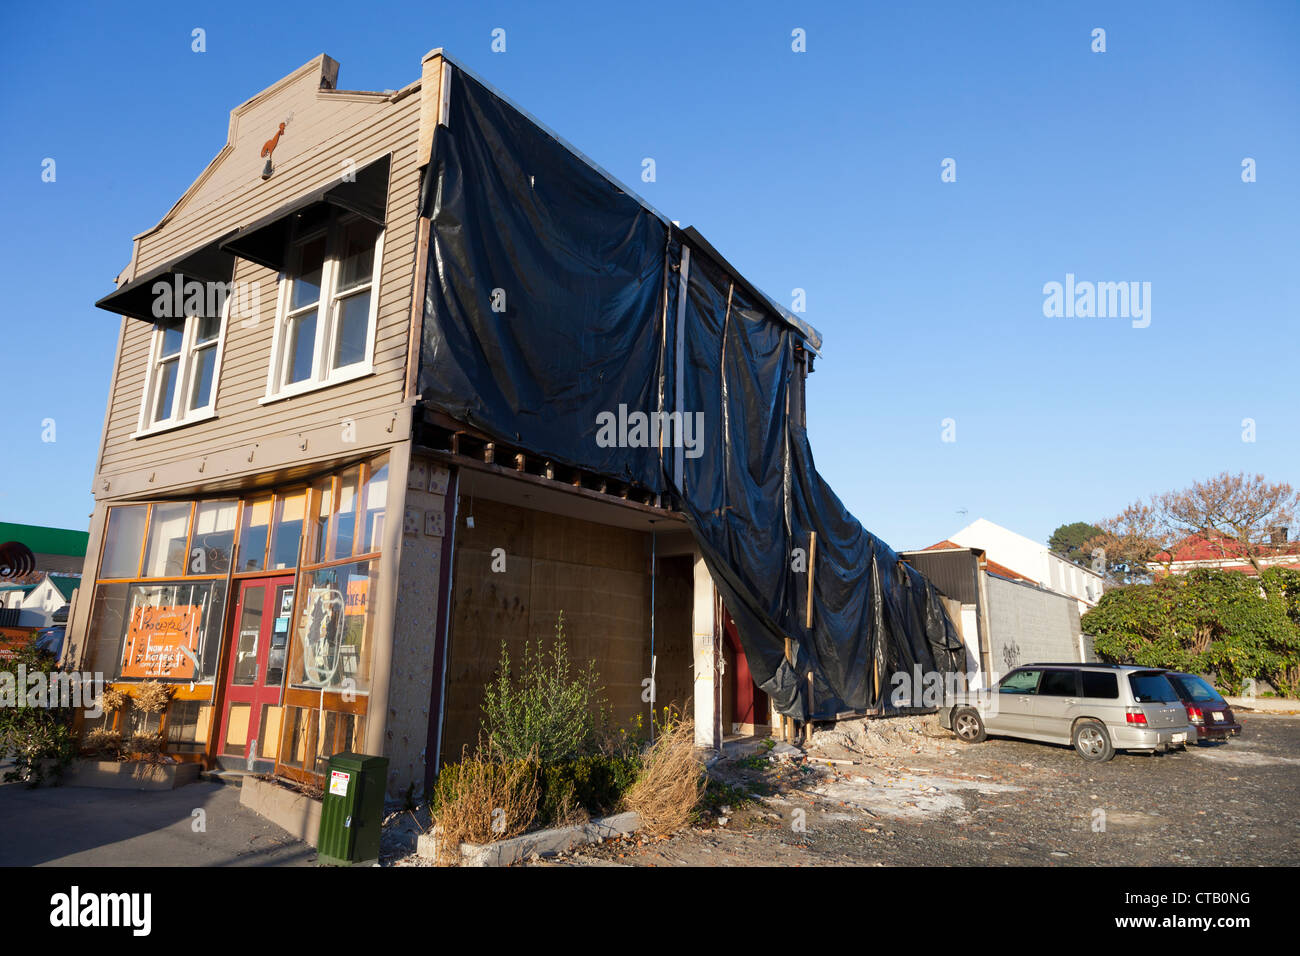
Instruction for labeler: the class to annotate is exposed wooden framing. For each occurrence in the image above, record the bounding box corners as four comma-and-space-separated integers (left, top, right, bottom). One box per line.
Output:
415, 408, 676, 516
673, 247, 690, 491
782, 636, 794, 743
805, 531, 817, 629
418, 447, 678, 522
404, 212, 432, 402
805, 671, 815, 744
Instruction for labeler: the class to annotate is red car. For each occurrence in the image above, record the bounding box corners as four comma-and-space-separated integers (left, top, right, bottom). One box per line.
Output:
1164, 672, 1242, 742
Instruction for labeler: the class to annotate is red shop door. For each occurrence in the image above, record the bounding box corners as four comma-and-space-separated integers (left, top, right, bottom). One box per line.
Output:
218, 576, 294, 763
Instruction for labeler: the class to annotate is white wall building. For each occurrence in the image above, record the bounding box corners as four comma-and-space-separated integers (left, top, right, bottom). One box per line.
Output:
948, 518, 1103, 614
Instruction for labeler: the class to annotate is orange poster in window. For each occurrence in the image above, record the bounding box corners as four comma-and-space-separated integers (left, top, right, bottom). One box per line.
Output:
345, 577, 368, 616
120, 604, 201, 679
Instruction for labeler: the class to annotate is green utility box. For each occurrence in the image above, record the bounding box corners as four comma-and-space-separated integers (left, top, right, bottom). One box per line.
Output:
317, 752, 388, 866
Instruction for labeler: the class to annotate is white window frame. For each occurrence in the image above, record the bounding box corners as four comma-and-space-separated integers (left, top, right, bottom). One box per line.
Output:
262, 209, 384, 404
133, 295, 230, 438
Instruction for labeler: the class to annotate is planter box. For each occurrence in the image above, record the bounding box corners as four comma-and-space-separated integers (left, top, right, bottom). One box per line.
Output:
417, 811, 640, 867
240, 775, 322, 847
61, 759, 200, 791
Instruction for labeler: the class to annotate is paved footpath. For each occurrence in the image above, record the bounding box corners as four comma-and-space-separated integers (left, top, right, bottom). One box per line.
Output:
0, 778, 315, 867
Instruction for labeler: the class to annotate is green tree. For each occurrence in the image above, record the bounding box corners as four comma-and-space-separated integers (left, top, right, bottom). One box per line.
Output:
1081, 568, 1300, 696
0, 643, 78, 786
1048, 522, 1104, 566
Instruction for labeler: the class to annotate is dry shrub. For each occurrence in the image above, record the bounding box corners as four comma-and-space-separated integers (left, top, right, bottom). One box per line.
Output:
625, 716, 704, 837
133, 680, 172, 714
430, 747, 539, 864
83, 728, 122, 758
100, 687, 128, 713
125, 733, 164, 760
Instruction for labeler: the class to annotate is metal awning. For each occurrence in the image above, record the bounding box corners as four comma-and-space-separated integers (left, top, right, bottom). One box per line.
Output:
219, 153, 391, 272
94, 234, 237, 321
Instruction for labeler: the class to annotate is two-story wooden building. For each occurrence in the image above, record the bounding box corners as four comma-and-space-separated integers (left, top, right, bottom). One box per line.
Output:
74, 48, 963, 800
72, 51, 774, 797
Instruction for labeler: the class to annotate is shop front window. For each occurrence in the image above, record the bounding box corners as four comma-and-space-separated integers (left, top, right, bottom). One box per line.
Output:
189, 500, 236, 575
141, 502, 192, 578
361, 461, 388, 553
165, 700, 209, 753
117, 579, 229, 682
269, 491, 306, 570
289, 559, 376, 694
101, 506, 148, 579
330, 467, 360, 562
237, 497, 272, 572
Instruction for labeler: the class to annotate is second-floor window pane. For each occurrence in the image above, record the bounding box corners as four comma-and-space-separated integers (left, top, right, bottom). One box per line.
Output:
272, 210, 381, 396
291, 236, 326, 311
332, 293, 369, 369
285, 310, 317, 384
153, 358, 179, 422
144, 306, 224, 429
187, 314, 222, 411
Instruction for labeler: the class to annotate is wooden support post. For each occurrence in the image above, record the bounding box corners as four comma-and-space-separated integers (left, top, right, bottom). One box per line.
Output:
783, 637, 794, 743
514, 453, 526, 472
805, 531, 817, 630
483, 442, 495, 465
544, 461, 555, 480
805, 671, 815, 744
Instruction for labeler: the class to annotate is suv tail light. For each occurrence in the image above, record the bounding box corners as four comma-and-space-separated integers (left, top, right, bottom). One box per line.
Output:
1125, 707, 1148, 725
1186, 705, 1204, 723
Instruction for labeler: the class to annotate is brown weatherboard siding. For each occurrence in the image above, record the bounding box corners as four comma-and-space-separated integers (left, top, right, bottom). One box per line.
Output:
98, 87, 422, 482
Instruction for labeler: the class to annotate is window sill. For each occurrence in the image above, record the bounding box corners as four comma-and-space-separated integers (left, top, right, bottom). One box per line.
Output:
131, 408, 218, 440
259, 364, 375, 406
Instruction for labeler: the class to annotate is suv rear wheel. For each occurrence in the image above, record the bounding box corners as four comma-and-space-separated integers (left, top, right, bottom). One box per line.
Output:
1072, 719, 1115, 762
952, 707, 986, 743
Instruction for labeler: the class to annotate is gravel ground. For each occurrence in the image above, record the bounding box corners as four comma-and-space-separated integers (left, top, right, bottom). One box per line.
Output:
522, 712, 1300, 867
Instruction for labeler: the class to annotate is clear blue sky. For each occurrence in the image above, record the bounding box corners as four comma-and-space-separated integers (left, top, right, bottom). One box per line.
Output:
1, 0, 1296, 551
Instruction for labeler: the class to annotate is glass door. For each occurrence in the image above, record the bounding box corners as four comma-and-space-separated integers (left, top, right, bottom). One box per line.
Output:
217, 575, 295, 764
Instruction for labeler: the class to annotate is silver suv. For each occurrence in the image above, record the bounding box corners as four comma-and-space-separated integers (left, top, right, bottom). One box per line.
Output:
939, 663, 1194, 761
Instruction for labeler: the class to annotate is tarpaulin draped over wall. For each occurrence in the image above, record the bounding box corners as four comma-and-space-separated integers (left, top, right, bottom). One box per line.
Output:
419, 67, 964, 720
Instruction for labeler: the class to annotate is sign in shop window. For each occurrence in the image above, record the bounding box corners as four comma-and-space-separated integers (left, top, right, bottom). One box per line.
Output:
117, 581, 227, 681
292, 560, 374, 693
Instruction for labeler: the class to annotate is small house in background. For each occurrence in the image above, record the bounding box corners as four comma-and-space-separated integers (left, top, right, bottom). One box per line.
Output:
947, 517, 1104, 613
1150, 528, 1300, 577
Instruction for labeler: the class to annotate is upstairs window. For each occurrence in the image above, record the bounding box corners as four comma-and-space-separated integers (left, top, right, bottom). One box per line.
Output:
267, 208, 383, 399
138, 304, 227, 434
